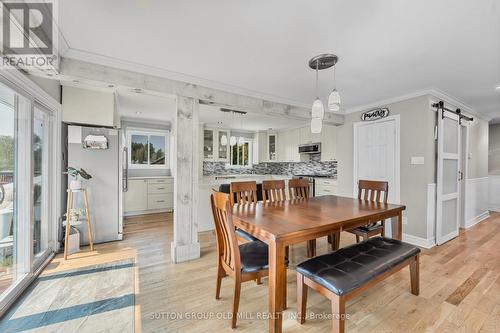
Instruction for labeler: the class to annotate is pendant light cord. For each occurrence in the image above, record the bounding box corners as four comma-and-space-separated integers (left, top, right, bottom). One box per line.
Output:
333, 65, 336, 89
315, 62, 319, 97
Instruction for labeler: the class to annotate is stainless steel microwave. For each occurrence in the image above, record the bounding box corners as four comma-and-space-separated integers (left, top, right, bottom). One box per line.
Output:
298, 143, 321, 154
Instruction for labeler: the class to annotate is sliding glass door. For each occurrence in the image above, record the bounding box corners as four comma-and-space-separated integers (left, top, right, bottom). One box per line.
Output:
0, 77, 57, 314
0, 84, 27, 297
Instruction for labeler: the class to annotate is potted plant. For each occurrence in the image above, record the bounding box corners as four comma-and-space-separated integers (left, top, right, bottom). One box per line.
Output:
67, 167, 92, 190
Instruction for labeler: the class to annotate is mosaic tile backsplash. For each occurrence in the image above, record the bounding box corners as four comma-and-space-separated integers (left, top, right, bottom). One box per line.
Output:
203, 154, 337, 177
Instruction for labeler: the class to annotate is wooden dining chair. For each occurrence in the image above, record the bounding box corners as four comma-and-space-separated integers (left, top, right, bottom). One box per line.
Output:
287, 179, 317, 257
288, 178, 310, 199
229, 181, 258, 206
346, 180, 388, 242
229, 181, 261, 244
211, 191, 287, 328
262, 180, 291, 258
262, 180, 286, 202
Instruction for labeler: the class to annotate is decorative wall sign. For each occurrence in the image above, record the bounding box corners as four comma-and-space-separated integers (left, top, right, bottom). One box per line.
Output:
361, 108, 390, 121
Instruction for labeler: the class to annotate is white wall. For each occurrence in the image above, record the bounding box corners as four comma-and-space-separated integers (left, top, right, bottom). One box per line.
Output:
335, 94, 490, 246
336, 95, 433, 240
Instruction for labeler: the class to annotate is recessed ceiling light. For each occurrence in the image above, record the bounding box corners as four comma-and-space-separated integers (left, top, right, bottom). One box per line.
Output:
135, 111, 142, 115
496, 86, 500, 91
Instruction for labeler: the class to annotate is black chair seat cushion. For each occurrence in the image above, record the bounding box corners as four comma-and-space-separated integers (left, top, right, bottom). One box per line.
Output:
296, 237, 420, 296
353, 223, 383, 233
235, 228, 260, 242
239, 241, 288, 273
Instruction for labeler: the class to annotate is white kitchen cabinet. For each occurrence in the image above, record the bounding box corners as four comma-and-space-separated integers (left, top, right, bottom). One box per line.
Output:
124, 178, 174, 214
277, 128, 301, 162
321, 125, 337, 161
203, 129, 215, 160
124, 179, 148, 212
203, 128, 230, 162
315, 178, 338, 196
299, 126, 311, 144
268, 132, 278, 161
257, 132, 267, 163
62, 86, 118, 127
216, 130, 230, 161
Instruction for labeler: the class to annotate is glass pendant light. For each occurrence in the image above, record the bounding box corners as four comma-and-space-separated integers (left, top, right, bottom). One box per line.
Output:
220, 134, 228, 146
312, 98, 324, 119
328, 64, 341, 112
311, 62, 325, 120
311, 117, 322, 134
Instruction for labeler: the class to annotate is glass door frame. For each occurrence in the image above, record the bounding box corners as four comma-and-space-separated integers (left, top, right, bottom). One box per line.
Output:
0, 70, 61, 317
32, 102, 56, 270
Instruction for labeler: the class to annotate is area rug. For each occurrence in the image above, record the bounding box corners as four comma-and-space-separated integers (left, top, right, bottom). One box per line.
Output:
0, 259, 135, 332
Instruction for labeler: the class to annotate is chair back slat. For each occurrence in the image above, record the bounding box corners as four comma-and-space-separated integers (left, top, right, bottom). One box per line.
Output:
230, 181, 258, 206
210, 191, 241, 271
288, 178, 310, 199
357, 180, 389, 203
262, 180, 286, 202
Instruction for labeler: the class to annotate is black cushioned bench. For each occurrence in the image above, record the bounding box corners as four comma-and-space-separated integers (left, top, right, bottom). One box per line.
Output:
296, 237, 420, 333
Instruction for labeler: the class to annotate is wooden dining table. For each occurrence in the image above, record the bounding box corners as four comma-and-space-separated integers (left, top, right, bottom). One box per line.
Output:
231, 195, 406, 333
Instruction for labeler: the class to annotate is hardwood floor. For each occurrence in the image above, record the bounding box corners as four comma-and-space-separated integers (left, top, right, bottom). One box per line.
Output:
44, 212, 500, 332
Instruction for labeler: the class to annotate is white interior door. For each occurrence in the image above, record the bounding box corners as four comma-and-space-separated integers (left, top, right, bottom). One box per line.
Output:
354, 117, 399, 204
436, 111, 461, 245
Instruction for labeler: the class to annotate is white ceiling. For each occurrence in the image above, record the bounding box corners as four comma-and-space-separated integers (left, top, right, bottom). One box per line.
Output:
58, 1, 500, 120
116, 90, 177, 122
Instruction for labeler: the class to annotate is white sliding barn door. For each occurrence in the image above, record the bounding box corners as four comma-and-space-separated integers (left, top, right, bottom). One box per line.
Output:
436, 111, 461, 245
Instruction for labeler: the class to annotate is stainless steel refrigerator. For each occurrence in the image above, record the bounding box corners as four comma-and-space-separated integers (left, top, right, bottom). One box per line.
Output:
66, 125, 123, 244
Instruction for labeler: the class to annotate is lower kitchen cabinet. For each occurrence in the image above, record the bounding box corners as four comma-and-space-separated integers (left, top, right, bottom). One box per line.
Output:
124, 177, 174, 214
315, 178, 338, 196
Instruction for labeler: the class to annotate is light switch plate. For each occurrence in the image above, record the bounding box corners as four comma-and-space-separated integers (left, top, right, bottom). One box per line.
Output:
411, 156, 425, 165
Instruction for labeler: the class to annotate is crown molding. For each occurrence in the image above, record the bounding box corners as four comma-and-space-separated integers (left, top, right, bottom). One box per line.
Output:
342, 88, 491, 122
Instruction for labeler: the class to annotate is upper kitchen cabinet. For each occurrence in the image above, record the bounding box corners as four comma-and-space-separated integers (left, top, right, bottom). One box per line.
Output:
217, 130, 230, 160
203, 129, 215, 160
320, 124, 337, 161
268, 132, 278, 161
203, 127, 230, 162
62, 86, 118, 127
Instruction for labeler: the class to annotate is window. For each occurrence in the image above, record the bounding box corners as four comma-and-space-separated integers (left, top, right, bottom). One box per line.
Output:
230, 140, 252, 167
128, 129, 169, 168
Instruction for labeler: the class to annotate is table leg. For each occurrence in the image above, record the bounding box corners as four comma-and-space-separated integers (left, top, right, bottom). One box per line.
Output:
330, 231, 340, 251
390, 211, 403, 240
268, 240, 285, 333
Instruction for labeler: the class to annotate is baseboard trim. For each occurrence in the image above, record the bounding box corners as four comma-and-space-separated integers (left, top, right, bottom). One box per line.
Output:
402, 233, 435, 249
464, 211, 490, 229
489, 205, 500, 212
